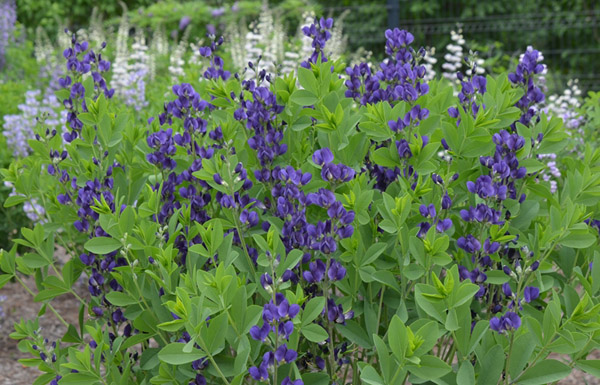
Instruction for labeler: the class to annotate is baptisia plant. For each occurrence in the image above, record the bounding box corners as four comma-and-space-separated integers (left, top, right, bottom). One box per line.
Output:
1, 17, 600, 385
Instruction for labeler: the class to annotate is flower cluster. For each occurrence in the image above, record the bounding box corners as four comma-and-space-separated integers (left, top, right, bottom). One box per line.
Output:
249, 293, 302, 384
119, 30, 150, 111
0, 0, 16, 69
489, 311, 521, 334
441, 29, 465, 84
345, 28, 430, 105
300, 17, 334, 68
508, 46, 546, 127
168, 29, 190, 83
59, 33, 113, 142
198, 35, 231, 81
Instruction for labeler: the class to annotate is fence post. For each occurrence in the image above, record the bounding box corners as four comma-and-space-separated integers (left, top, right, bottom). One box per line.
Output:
387, 0, 399, 30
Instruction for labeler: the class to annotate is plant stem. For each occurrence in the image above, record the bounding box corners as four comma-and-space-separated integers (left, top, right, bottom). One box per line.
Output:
504, 332, 515, 384
233, 213, 256, 276
15, 275, 70, 328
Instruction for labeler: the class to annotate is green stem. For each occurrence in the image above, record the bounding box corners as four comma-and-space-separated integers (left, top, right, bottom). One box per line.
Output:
127, 250, 169, 345
205, 352, 231, 385
504, 332, 515, 384
323, 275, 337, 380
233, 213, 256, 276
15, 275, 69, 328
375, 286, 386, 335
444, 341, 456, 364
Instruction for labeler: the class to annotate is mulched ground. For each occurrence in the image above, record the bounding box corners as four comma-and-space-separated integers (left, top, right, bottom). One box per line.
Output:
1, 276, 598, 385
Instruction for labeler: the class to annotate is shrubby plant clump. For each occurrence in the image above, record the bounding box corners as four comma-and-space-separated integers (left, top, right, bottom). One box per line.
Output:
1, 16, 600, 385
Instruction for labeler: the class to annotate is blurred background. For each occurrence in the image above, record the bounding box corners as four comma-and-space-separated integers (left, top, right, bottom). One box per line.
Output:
10, 0, 600, 92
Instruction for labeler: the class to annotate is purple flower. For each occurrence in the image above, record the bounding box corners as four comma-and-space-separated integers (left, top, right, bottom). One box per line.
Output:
274, 344, 297, 363
301, 18, 334, 68
419, 203, 436, 218
436, 218, 452, 232
457, 235, 481, 254
179, 16, 191, 30
303, 260, 326, 283
441, 194, 452, 209
328, 259, 347, 281
312, 148, 334, 166
490, 311, 521, 333
79, 253, 95, 265
248, 363, 268, 381
523, 286, 540, 303
327, 298, 354, 324
249, 323, 270, 342
260, 273, 272, 289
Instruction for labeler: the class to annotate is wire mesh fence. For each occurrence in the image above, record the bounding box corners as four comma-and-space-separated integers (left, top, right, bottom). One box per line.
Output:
324, 0, 600, 93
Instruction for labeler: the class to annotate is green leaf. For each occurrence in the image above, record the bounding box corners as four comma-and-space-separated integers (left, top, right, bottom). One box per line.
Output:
508, 332, 537, 378
290, 90, 318, 106
485, 270, 510, 284
592, 252, 600, 294
560, 230, 596, 249
0, 274, 13, 289
34, 288, 69, 301
336, 320, 372, 348
478, 345, 504, 385
302, 297, 326, 327
511, 201, 539, 229
457, 361, 475, 385
388, 315, 408, 362
576, 360, 600, 377
517, 359, 571, 385
301, 373, 330, 385
21, 253, 50, 268
361, 243, 388, 266
407, 355, 451, 380
33, 373, 59, 385
373, 335, 391, 382
450, 282, 480, 307
359, 365, 385, 385
204, 312, 228, 355
371, 147, 400, 168
3, 195, 28, 207
105, 291, 138, 306
57, 373, 101, 385
290, 115, 313, 131
277, 249, 303, 277
415, 284, 446, 323
84, 237, 122, 255
297, 67, 319, 94
158, 343, 205, 365
302, 324, 329, 342
445, 308, 459, 331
